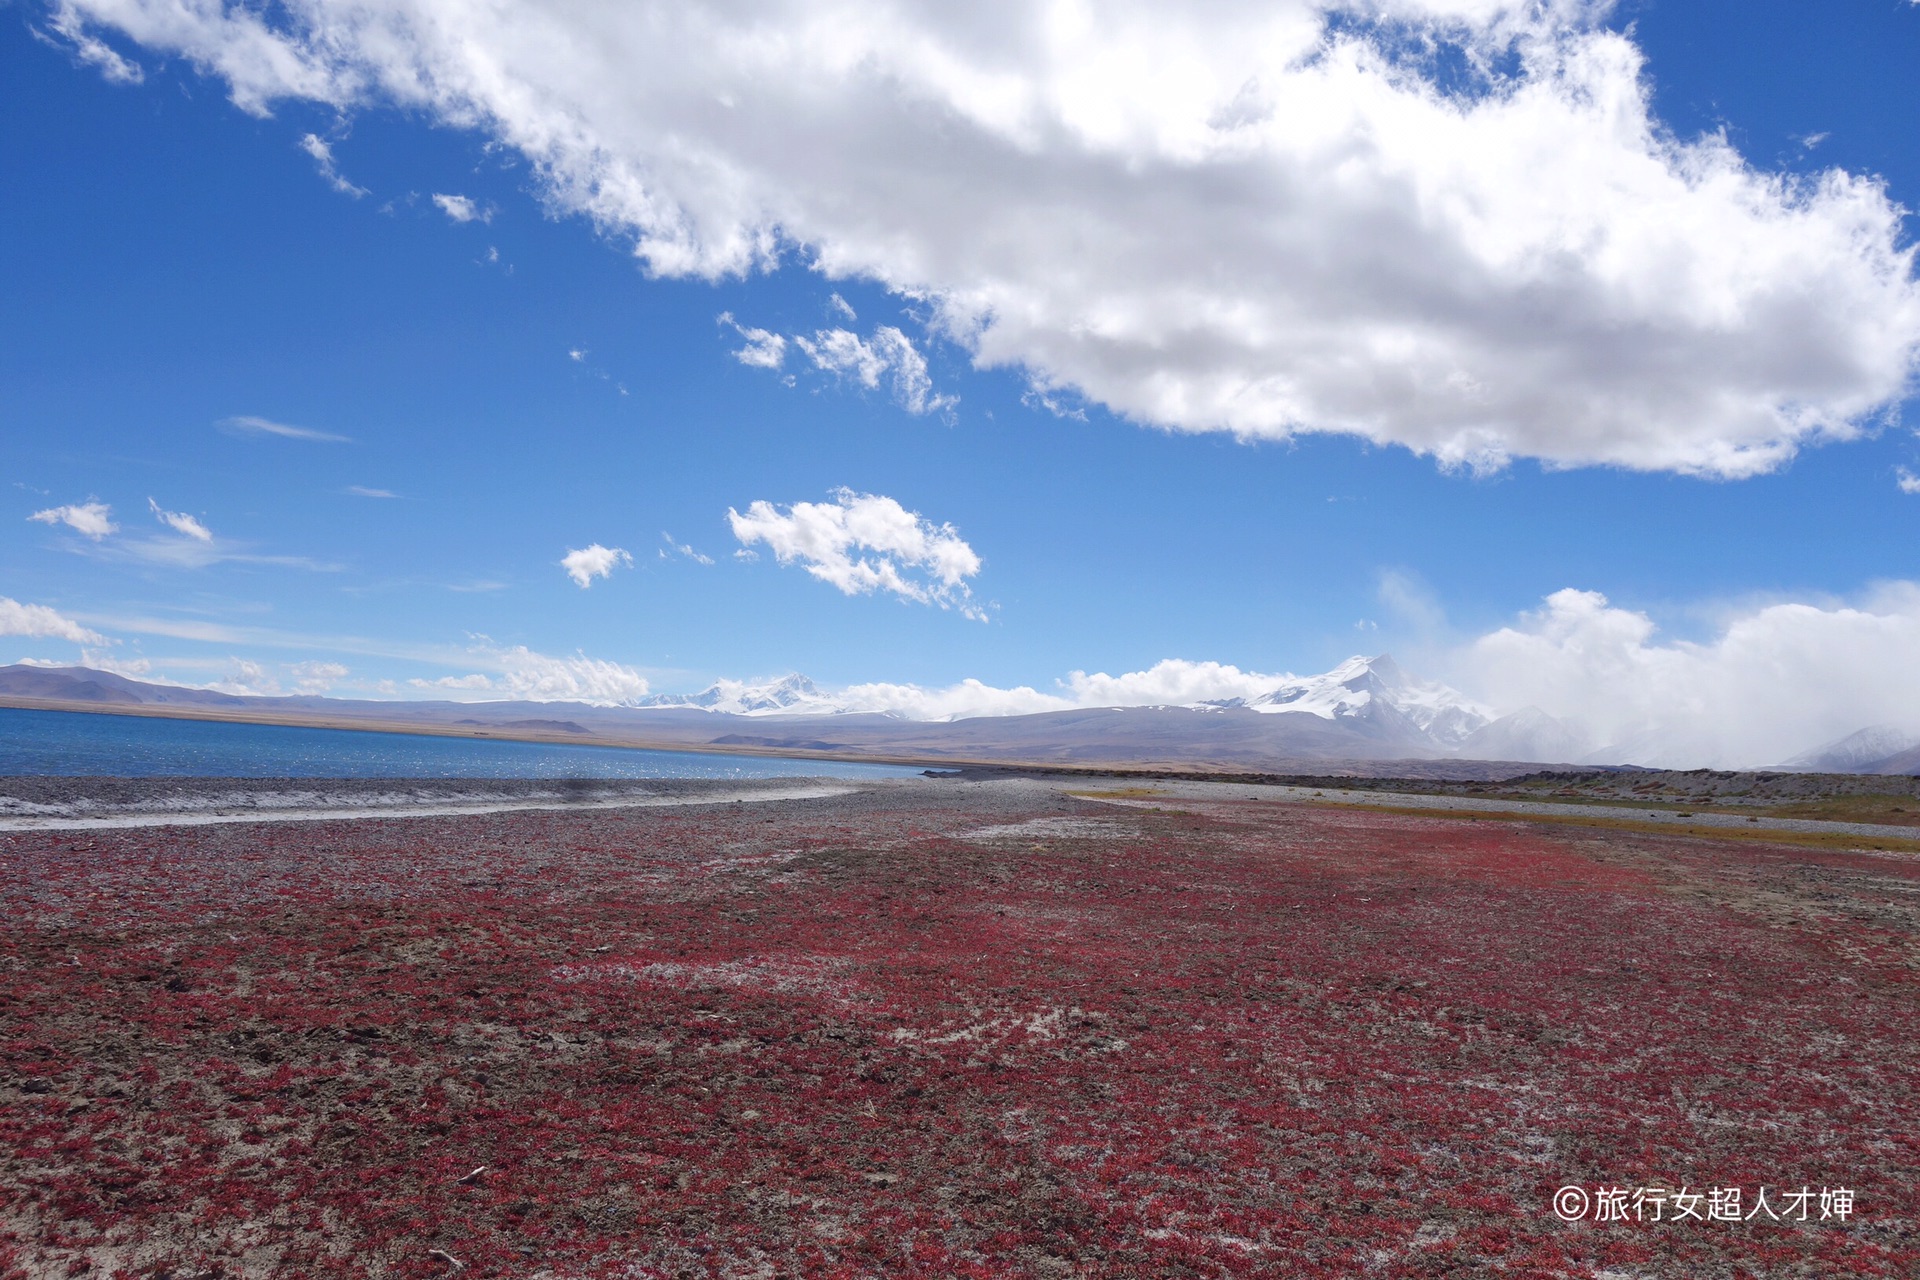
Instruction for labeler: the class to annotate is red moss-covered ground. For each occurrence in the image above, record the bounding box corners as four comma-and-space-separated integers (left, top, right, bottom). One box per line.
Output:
2, 784, 1917, 1277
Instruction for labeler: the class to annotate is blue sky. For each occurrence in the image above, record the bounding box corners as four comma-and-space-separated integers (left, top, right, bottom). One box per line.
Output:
3, 0, 1919, 761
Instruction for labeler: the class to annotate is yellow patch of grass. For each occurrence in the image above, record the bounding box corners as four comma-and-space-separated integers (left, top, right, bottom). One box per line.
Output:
1310, 802, 1920, 855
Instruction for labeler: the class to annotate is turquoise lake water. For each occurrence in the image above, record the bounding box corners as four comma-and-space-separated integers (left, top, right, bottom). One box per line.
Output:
0, 707, 919, 779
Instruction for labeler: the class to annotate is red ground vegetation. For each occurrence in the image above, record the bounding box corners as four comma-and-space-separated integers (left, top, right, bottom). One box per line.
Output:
2, 787, 1916, 1277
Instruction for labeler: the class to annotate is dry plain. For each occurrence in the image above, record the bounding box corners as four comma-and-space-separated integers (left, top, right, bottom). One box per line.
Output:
2, 775, 1916, 1278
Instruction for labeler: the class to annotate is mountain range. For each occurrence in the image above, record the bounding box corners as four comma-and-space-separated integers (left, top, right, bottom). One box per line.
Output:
1, 659, 1914, 775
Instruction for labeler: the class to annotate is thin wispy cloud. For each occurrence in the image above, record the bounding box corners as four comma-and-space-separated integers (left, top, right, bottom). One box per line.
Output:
43, 6, 142, 84
148, 498, 213, 542
792, 326, 954, 416
719, 314, 786, 371
660, 532, 714, 565
297, 133, 367, 198
346, 485, 399, 498
219, 415, 350, 443
729, 319, 953, 415
28, 500, 117, 541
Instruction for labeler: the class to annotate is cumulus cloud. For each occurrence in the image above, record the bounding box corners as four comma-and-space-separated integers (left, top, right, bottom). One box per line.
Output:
414, 643, 651, 703
1898, 466, 1920, 495
1061, 659, 1299, 708
835, 678, 1068, 720
76, 649, 152, 679
148, 498, 213, 542
29, 500, 117, 540
560, 543, 633, 588
47, 0, 1920, 476
297, 133, 367, 197
196, 658, 349, 697
1457, 584, 1920, 767
209, 657, 280, 696
728, 489, 983, 616
432, 192, 490, 223
0, 596, 106, 645
219, 414, 350, 443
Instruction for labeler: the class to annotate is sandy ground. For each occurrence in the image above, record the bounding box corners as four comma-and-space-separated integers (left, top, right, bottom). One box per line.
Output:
4, 772, 1915, 843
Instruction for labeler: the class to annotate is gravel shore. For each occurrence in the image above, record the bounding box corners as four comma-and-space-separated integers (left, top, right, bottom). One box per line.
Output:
4, 772, 1917, 844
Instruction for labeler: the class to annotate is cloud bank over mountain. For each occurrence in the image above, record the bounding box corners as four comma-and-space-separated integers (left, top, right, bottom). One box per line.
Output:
1455, 585, 1920, 769
47, 0, 1920, 475
625, 586, 1920, 769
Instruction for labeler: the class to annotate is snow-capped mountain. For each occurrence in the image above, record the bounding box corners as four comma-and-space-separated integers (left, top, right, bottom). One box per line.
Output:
635, 656, 1501, 754
1456, 706, 1590, 765
1208, 655, 1494, 747
1782, 725, 1920, 773
635, 674, 845, 717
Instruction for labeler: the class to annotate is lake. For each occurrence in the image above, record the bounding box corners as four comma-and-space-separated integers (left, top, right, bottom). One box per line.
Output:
0, 707, 921, 779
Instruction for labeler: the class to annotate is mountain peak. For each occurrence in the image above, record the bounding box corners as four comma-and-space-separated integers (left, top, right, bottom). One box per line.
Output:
636, 673, 837, 716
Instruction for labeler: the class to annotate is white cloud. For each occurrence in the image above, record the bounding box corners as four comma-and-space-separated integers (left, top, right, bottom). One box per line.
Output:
77, 649, 152, 678
149, 498, 213, 542
1060, 659, 1296, 708
660, 532, 714, 565
29, 500, 117, 540
432, 192, 490, 223
0, 596, 106, 645
48, 0, 1920, 476
837, 678, 1067, 720
346, 485, 399, 498
297, 133, 367, 198
411, 672, 494, 691
837, 659, 1304, 719
560, 542, 633, 588
828, 292, 857, 321
790, 326, 955, 416
290, 659, 349, 694
1456, 584, 1920, 767
210, 657, 280, 696
1897, 466, 1920, 495
219, 414, 350, 443
728, 488, 983, 616
416, 643, 651, 703
44, 5, 142, 83
200, 657, 352, 697
719, 313, 787, 370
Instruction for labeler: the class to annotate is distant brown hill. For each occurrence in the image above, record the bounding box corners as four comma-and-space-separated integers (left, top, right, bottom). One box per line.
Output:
0, 664, 1544, 779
